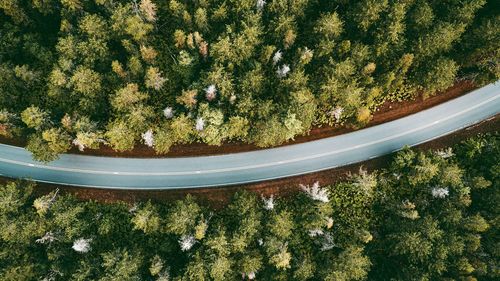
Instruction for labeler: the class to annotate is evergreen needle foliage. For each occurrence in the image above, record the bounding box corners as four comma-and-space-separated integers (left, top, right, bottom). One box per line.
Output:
0, 0, 498, 161
0, 133, 498, 280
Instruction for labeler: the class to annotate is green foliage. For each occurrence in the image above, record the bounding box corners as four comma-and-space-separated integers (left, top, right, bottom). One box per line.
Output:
419, 57, 459, 96
101, 249, 142, 281
41, 128, 71, 154
105, 120, 136, 152
164, 195, 201, 236
25, 134, 60, 162
70, 67, 102, 97
131, 201, 161, 234
21, 106, 48, 130
459, 10, 500, 84
0, 181, 33, 214
0, 133, 499, 280
368, 133, 500, 280
416, 22, 465, 58
325, 247, 371, 281
0, 0, 497, 160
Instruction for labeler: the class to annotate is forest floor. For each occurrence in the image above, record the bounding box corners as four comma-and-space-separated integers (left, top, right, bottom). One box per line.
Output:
3, 111, 497, 208
0, 81, 476, 158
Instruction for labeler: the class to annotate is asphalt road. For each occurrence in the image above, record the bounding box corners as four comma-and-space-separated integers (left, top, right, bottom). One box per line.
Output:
1, 82, 499, 189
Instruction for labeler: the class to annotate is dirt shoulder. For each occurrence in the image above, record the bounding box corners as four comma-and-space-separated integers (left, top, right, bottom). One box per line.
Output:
6, 112, 497, 209
0, 81, 476, 158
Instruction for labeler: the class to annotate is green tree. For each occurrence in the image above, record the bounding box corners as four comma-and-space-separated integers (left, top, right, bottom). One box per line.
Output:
408, 0, 434, 30
169, 114, 194, 144
351, 0, 389, 32
25, 134, 59, 162
419, 57, 459, 96
41, 128, 71, 155
165, 195, 202, 236
21, 106, 48, 130
70, 67, 102, 97
101, 249, 142, 281
105, 120, 136, 151
111, 84, 148, 112
145, 67, 166, 90
416, 22, 465, 58
324, 247, 371, 281
315, 12, 343, 56
131, 201, 161, 234
268, 210, 294, 240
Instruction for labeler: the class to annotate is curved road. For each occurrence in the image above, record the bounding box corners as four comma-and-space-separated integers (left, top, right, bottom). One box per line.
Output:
1, 82, 499, 189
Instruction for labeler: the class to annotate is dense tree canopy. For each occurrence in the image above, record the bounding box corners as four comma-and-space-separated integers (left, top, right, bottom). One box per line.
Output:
0, 0, 499, 161
0, 133, 498, 280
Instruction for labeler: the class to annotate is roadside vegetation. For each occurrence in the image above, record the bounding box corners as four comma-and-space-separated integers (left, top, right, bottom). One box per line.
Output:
0, 0, 499, 161
1, 133, 498, 280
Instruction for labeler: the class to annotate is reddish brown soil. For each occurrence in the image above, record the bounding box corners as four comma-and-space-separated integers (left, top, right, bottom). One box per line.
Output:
0, 81, 476, 158
8, 113, 497, 209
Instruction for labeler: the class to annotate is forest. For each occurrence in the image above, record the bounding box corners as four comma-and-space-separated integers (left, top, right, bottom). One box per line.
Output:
0, 0, 499, 161
0, 133, 498, 280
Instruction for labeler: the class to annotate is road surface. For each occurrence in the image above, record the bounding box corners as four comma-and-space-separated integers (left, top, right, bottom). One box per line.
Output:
1, 82, 499, 189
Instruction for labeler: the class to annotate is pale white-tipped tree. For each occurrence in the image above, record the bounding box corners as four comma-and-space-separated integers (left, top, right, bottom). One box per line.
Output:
435, 147, 454, 159
329, 106, 343, 121
262, 195, 275, 210
243, 271, 256, 280
72, 138, 85, 151
179, 235, 196, 251
308, 229, 324, 237
36, 232, 57, 244
273, 50, 282, 65
142, 129, 154, 147
320, 233, 336, 251
431, 187, 449, 198
300, 181, 329, 203
276, 64, 290, 78
195, 117, 205, 131
163, 107, 174, 119
72, 238, 92, 253
33, 188, 59, 216
229, 94, 237, 104
392, 172, 402, 180
351, 167, 377, 195
128, 203, 138, 213
256, 0, 266, 11
205, 84, 217, 101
